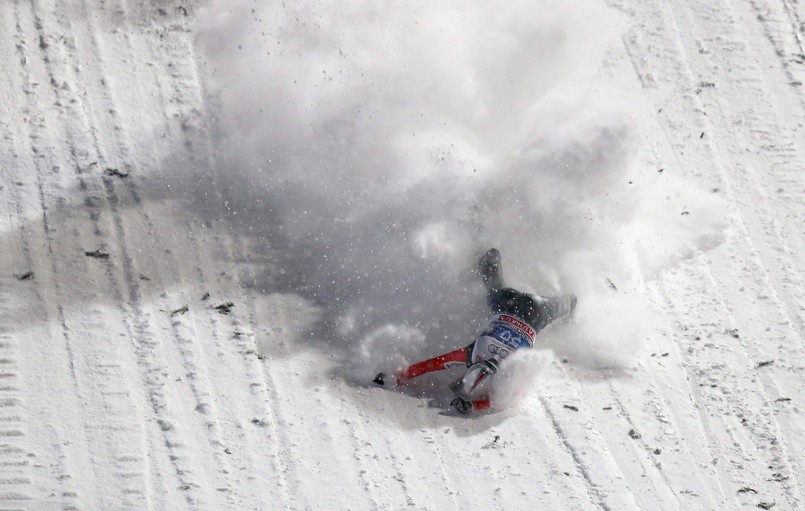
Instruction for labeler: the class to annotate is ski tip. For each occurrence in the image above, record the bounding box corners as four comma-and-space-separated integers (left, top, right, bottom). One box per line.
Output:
372, 372, 386, 386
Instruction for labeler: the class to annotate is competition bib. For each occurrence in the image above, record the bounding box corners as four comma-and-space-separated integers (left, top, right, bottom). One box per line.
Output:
471, 314, 537, 363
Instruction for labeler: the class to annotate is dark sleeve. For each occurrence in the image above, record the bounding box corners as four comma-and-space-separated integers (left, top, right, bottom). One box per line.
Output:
531, 293, 576, 333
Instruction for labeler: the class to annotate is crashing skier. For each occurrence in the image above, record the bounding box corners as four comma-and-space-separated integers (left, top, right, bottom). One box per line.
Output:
373, 248, 577, 414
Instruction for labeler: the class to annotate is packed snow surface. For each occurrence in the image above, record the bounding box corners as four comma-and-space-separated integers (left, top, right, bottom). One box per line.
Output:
1, 0, 804, 509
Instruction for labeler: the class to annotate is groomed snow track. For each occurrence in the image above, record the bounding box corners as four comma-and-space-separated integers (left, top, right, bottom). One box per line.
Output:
0, 0, 803, 509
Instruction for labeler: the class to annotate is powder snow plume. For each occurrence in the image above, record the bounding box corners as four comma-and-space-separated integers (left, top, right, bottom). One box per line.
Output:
196, 0, 725, 376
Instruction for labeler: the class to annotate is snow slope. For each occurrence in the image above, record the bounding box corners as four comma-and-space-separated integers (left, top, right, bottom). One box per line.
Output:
1, 0, 803, 509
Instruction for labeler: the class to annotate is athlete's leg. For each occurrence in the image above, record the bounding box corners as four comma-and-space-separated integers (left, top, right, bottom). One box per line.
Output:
449, 358, 498, 398
394, 345, 471, 383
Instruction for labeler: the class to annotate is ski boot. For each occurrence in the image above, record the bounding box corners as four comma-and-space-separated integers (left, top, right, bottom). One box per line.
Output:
451, 397, 472, 414
450, 395, 491, 414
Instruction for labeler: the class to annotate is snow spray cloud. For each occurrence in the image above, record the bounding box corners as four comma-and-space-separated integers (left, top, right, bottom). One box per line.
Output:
196, 1, 725, 375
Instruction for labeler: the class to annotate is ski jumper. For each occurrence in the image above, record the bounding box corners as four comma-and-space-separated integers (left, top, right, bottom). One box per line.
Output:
393, 249, 576, 412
